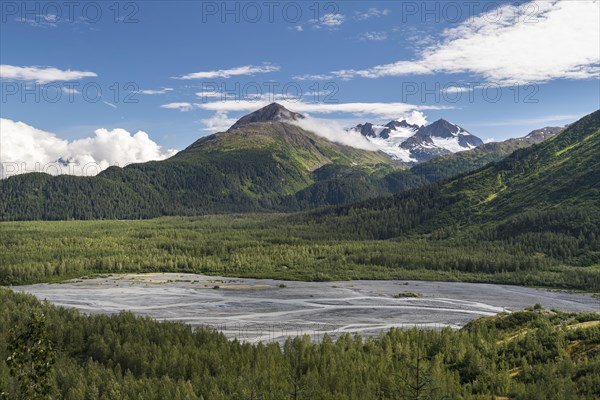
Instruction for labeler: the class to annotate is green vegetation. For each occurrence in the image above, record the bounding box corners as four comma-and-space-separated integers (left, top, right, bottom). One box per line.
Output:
0, 111, 562, 221
393, 292, 422, 298
4, 309, 56, 400
303, 110, 600, 270
409, 126, 563, 183
0, 111, 597, 290
0, 215, 598, 291
0, 110, 598, 397
0, 121, 404, 220
1, 288, 598, 399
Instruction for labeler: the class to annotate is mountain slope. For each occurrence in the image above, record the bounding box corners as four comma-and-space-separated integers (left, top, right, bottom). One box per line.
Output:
409, 126, 565, 182
0, 104, 400, 220
0, 103, 572, 221
228, 102, 304, 130
400, 119, 483, 162
307, 110, 600, 264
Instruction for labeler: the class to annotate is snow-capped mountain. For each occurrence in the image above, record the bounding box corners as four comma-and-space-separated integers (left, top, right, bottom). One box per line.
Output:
349, 118, 483, 163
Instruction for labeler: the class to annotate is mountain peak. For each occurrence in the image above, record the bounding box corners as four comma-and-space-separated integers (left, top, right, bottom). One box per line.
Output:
429, 118, 456, 128
228, 102, 304, 131
387, 119, 422, 130
418, 119, 472, 138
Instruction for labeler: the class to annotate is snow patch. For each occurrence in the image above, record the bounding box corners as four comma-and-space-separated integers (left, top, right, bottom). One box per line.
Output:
431, 136, 475, 152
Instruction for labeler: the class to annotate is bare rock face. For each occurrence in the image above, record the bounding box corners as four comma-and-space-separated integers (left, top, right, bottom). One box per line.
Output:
228, 103, 304, 131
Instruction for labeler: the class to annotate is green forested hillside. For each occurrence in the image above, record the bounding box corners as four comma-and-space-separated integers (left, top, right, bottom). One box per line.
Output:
1, 115, 595, 285
1, 112, 597, 289
0, 121, 390, 220
409, 126, 564, 182
0, 104, 563, 221
0, 118, 401, 220
1, 288, 598, 399
305, 110, 600, 266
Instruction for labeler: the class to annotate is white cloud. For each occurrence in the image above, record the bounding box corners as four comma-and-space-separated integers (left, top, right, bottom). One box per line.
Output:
470, 114, 580, 128
139, 87, 173, 95
354, 8, 390, 20
319, 13, 344, 27
303, 90, 333, 98
162, 98, 435, 151
174, 64, 280, 80
330, 1, 600, 84
187, 98, 446, 119
290, 117, 380, 151
160, 102, 195, 112
359, 31, 388, 41
394, 110, 429, 127
195, 90, 227, 100
0, 118, 178, 178
17, 14, 59, 28
199, 111, 237, 132
62, 87, 80, 95
332, 62, 432, 80
441, 84, 477, 95
0, 65, 97, 83
292, 74, 335, 81
310, 13, 345, 29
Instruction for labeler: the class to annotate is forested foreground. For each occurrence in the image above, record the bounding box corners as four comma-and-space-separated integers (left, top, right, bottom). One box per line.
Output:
1, 215, 599, 291
0, 288, 598, 399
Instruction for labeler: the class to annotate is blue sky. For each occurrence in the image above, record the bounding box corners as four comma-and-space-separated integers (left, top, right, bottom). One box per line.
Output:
1, 0, 599, 172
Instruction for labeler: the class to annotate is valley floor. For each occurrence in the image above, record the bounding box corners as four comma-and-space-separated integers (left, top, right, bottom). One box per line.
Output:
1, 286, 599, 399
14, 273, 598, 344
1, 215, 599, 399
1, 214, 599, 292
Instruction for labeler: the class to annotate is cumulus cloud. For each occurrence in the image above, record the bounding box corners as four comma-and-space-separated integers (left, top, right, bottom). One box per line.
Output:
321, 1, 600, 84
394, 110, 429, 127
199, 111, 237, 132
174, 64, 280, 80
309, 13, 345, 29
318, 13, 345, 27
1, 118, 178, 178
290, 116, 380, 151
0, 65, 97, 83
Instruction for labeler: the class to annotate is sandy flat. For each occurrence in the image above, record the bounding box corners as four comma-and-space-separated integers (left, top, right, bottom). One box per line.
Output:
14, 273, 599, 343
